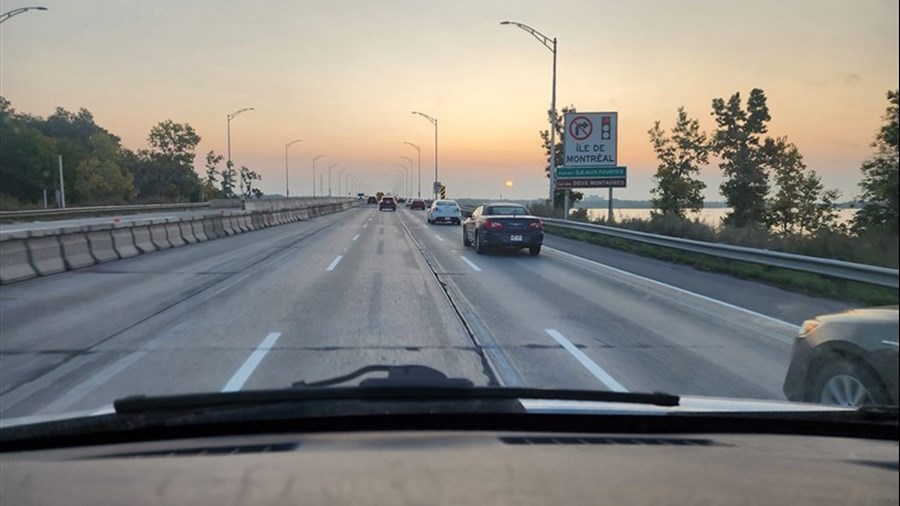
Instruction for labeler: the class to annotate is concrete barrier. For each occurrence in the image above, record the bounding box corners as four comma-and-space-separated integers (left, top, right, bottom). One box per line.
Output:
179, 220, 198, 243
86, 228, 119, 263
0, 235, 37, 284
111, 226, 140, 258
191, 219, 208, 242
165, 221, 186, 247
132, 225, 156, 254
1, 198, 359, 284
59, 231, 95, 270
26, 232, 67, 276
149, 222, 172, 250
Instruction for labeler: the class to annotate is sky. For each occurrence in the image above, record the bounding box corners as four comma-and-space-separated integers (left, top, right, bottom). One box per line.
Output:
1, 0, 898, 201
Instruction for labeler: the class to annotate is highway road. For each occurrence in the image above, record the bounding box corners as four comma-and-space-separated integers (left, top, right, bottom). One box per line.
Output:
0, 204, 853, 421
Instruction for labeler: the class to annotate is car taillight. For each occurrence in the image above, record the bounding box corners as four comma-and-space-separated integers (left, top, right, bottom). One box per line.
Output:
483, 219, 504, 230
528, 220, 543, 230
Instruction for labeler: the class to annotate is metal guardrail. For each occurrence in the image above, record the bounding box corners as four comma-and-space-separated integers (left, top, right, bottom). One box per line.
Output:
540, 218, 899, 288
0, 202, 210, 220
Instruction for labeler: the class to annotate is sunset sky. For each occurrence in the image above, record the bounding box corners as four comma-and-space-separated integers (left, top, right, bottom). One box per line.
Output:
2, 0, 898, 201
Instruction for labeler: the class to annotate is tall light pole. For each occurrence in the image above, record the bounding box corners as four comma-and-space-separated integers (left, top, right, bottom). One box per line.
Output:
227, 107, 254, 195
284, 139, 303, 197
312, 155, 325, 197
392, 171, 405, 196
399, 156, 413, 198
403, 141, 421, 197
412, 111, 438, 199
501, 20, 558, 208
344, 172, 354, 196
327, 163, 339, 197
337, 168, 349, 196
0, 6, 47, 24
396, 165, 410, 198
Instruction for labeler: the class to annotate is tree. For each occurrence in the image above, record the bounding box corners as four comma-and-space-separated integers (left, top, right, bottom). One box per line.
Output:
239, 166, 262, 198
0, 97, 56, 204
73, 133, 135, 204
203, 150, 225, 200
124, 120, 203, 201
711, 89, 771, 228
648, 107, 709, 218
853, 90, 899, 235
764, 137, 840, 235
539, 105, 583, 208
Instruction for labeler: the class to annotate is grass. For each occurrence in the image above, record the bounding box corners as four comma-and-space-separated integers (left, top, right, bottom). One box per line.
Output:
545, 225, 899, 307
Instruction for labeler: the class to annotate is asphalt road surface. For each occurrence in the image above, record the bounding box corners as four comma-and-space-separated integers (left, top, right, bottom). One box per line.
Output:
0, 205, 853, 421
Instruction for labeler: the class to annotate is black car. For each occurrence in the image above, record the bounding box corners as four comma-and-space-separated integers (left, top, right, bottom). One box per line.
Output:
783, 307, 899, 407
462, 203, 543, 256
379, 196, 397, 211
367, 196, 378, 204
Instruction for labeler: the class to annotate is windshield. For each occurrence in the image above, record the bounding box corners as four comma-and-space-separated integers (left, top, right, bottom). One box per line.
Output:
0, 0, 897, 430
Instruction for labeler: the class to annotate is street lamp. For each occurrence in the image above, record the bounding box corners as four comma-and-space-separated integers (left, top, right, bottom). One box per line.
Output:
396, 165, 410, 198
344, 172, 354, 197
501, 20, 558, 208
403, 141, 421, 197
227, 107, 254, 194
312, 155, 325, 197
399, 156, 413, 199
327, 163, 339, 197
337, 168, 349, 196
392, 171, 405, 196
412, 111, 438, 199
284, 139, 303, 197
0, 6, 47, 24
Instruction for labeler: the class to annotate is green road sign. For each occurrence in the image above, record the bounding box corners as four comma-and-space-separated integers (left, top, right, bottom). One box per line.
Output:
557, 166, 627, 178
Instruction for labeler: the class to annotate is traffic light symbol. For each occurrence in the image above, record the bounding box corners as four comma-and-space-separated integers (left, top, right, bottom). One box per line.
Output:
601, 116, 611, 140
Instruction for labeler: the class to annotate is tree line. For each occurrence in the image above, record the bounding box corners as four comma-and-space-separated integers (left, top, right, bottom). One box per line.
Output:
0, 97, 262, 208
647, 89, 898, 237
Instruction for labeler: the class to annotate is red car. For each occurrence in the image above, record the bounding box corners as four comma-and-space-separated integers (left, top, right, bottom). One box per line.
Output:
410, 199, 426, 210
379, 196, 397, 211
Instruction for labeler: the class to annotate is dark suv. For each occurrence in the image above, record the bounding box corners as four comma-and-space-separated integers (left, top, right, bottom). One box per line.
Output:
379, 197, 397, 211
367, 196, 378, 204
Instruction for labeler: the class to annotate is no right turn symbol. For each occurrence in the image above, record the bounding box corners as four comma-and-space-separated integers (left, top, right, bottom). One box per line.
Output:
569, 116, 593, 140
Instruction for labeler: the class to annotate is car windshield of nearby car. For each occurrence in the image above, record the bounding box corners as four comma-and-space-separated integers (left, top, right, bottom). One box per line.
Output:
0, 1, 897, 441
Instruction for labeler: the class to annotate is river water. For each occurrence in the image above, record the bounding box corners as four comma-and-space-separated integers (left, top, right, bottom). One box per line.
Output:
581, 208, 858, 228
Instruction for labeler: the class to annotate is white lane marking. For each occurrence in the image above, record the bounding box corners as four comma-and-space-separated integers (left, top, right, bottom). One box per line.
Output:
546, 329, 628, 392
343, 248, 348, 252
363, 223, 368, 228
352, 234, 360, 241
544, 246, 796, 329
37, 351, 148, 414
91, 404, 115, 415
434, 234, 445, 242
460, 256, 482, 272
326, 255, 343, 271
222, 332, 282, 392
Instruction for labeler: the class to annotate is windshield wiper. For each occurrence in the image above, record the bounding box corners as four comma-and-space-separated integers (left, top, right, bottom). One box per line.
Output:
114, 365, 679, 414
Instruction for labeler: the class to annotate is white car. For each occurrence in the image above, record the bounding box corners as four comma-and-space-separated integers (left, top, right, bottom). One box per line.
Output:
427, 199, 462, 225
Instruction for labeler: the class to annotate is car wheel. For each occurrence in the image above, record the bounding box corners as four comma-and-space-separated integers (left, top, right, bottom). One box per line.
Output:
475, 231, 486, 254
463, 227, 472, 247
811, 357, 889, 407
529, 244, 541, 256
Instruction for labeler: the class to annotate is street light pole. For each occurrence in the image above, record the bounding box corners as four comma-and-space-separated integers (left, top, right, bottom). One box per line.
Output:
396, 164, 410, 198
338, 168, 349, 196
403, 141, 421, 197
312, 155, 325, 197
400, 156, 413, 198
284, 139, 303, 197
0, 6, 47, 24
412, 112, 438, 199
227, 107, 254, 195
501, 21, 558, 210
327, 163, 339, 197
344, 172, 354, 197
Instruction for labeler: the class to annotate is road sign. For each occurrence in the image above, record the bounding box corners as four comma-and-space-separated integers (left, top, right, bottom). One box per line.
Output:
563, 112, 617, 167
440, 185, 446, 199
556, 177, 626, 189
557, 166, 626, 179
433, 181, 442, 194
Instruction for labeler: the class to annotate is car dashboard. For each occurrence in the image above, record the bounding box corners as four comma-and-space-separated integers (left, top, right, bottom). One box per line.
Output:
2, 430, 897, 505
